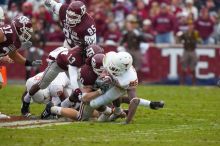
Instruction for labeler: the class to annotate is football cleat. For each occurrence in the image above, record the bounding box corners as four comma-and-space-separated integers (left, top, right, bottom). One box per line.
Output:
41, 102, 53, 119
108, 111, 126, 122
150, 101, 164, 110
21, 101, 31, 117
97, 113, 110, 122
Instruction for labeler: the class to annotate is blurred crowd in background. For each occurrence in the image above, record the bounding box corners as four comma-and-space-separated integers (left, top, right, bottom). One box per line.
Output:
0, 0, 220, 80
0, 0, 220, 45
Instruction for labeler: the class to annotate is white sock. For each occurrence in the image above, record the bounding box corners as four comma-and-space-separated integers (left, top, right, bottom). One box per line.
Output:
103, 106, 112, 115
61, 98, 73, 108
51, 106, 62, 115
138, 98, 151, 107
24, 92, 31, 103
52, 97, 61, 106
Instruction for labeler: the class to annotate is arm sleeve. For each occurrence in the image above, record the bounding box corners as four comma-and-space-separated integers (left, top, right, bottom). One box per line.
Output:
44, 0, 62, 15
68, 65, 79, 90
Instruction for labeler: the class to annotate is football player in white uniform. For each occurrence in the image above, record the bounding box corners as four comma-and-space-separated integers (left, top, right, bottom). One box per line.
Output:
45, 52, 164, 123
89, 51, 164, 124
21, 71, 79, 117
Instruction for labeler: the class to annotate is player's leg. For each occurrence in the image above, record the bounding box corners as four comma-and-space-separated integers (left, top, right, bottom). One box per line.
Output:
52, 106, 79, 120
189, 51, 198, 85
22, 62, 64, 116
180, 51, 188, 85
77, 102, 95, 121
41, 102, 79, 120
109, 96, 164, 122
108, 98, 126, 122
90, 86, 126, 109
90, 87, 125, 122
124, 98, 164, 124
96, 105, 113, 122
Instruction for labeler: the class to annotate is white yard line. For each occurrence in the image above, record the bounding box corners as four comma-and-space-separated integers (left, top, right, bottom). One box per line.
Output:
0, 119, 72, 128
15, 122, 72, 129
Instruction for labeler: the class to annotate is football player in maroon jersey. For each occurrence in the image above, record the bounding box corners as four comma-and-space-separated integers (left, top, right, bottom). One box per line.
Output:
44, 0, 96, 49
41, 53, 108, 120
21, 44, 103, 117
41, 52, 164, 123
0, 15, 42, 66
0, 7, 14, 64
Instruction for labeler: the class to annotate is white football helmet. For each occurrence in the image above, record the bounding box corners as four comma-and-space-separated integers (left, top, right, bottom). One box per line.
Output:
0, 7, 4, 25
104, 51, 133, 76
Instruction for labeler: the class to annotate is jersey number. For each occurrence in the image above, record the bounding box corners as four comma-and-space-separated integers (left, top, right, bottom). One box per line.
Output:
129, 79, 138, 87
87, 25, 96, 35
0, 25, 13, 34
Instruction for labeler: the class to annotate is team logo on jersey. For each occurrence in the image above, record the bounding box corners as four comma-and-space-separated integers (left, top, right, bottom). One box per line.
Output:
18, 16, 30, 24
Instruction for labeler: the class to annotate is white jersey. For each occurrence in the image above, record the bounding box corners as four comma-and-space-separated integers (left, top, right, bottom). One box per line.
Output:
113, 66, 138, 90
90, 67, 138, 108
26, 72, 71, 104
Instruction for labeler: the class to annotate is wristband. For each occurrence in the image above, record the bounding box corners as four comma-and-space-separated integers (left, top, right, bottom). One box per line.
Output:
25, 60, 32, 66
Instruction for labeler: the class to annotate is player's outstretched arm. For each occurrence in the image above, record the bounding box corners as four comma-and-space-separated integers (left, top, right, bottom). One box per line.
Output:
44, 0, 62, 15
8, 50, 42, 66
124, 88, 139, 124
8, 50, 26, 65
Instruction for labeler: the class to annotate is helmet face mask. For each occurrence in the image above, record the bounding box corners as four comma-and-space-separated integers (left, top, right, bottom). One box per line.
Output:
19, 26, 33, 42
12, 15, 33, 44
66, 1, 86, 27
66, 10, 82, 27
105, 52, 133, 77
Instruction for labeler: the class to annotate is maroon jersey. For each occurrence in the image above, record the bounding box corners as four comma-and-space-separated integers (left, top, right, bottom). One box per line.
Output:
59, 4, 96, 48
0, 24, 21, 57
195, 17, 214, 39
56, 46, 85, 70
152, 12, 176, 34
79, 64, 97, 86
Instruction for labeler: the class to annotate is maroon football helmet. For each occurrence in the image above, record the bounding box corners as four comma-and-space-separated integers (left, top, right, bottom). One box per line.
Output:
12, 15, 33, 43
91, 53, 105, 75
66, 1, 86, 27
85, 44, 104, 58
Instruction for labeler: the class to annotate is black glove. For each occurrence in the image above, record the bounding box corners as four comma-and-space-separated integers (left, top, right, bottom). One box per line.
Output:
69, 88, 82, 103
25, 60, 42, 66
99, 84, 110, 94
95, 76, 112, 88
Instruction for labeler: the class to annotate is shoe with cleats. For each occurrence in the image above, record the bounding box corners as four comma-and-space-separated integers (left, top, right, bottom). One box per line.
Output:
150, 101, 164, 110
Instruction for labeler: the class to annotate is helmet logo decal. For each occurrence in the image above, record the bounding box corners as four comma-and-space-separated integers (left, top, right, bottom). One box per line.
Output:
18, 16, 30, 24
80, 5, 86, 15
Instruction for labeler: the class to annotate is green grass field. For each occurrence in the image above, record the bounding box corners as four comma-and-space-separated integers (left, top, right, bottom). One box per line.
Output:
0, 85, 220, 146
